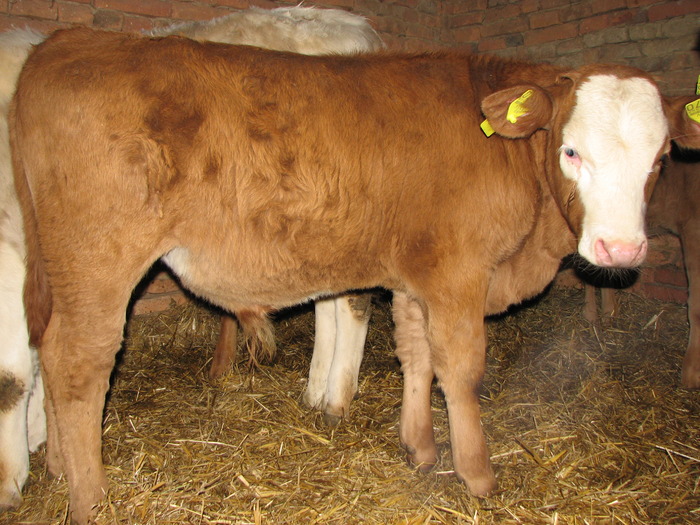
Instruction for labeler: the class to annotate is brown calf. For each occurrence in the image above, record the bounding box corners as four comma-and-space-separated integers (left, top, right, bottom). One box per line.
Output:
11, 29, 700, 523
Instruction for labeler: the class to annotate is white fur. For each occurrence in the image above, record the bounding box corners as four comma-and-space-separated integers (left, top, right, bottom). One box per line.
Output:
148, 6, 383, 55
303, 296, 368, 422
0, 27, 46, 510
560, 75, 668, 267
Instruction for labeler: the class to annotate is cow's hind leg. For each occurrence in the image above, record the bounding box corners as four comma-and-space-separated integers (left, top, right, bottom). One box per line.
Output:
392, 292, 437, 471
303, 297, 338, 411
322, 294, 371, 426
41, 307, 127, 524
209, 315, 238, 380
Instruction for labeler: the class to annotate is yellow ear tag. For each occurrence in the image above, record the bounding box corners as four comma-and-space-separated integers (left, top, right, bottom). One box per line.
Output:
480, 119, 495, 137
696, 73, 700, 95
686, 98, 700, 124
506, 89, 533, 124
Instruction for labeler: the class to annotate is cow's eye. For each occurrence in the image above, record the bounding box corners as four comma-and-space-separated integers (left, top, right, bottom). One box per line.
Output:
563, 147, 578, 159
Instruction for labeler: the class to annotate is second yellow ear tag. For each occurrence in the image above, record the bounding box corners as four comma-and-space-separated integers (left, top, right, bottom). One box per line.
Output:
506, 89, 533, 124
686, 98, 700, 124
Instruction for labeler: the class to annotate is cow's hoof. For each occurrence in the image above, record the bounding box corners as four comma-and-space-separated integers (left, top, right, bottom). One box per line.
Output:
0, 488, 22, 512
322, 412, 342, 427
403, 445, 437, 473
465, 474, 498, 498
681, 360, 700, 389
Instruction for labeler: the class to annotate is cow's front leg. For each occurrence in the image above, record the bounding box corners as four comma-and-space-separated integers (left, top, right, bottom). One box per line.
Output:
681, 221, 700, 389
393, 292, 437, 471
41, 312, 122, 524
427, 300, 496, 497
322, 293, 371, 426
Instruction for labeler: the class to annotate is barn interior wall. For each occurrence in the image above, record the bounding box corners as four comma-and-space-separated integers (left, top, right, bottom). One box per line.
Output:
2, 0, 698, 309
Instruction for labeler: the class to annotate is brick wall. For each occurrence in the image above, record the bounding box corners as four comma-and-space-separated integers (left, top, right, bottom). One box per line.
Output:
3, 0, 698, 309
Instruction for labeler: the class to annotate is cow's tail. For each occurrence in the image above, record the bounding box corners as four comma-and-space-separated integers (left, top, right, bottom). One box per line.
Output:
237, 308, 277, 368
9, 103, 52, 348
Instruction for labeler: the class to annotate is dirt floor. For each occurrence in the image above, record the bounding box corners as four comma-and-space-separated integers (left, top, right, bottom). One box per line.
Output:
3, 284, 699, 524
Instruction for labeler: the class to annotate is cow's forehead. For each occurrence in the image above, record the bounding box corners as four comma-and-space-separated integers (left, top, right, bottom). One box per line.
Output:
563, 74, 667, 160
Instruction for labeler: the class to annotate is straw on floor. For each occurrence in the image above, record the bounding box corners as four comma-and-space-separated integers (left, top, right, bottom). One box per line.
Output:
4, 284, 699, 524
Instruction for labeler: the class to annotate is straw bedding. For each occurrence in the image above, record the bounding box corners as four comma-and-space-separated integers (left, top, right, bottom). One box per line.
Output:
3, 283, 699, 524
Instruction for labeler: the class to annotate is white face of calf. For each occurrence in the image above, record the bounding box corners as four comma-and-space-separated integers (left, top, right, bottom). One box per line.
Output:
560, 75, 668, 268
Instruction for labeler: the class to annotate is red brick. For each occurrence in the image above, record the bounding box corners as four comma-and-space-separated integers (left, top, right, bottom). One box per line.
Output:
123, 14, 156, 33
555, 268, 584, 289
58, 2, 94, 25
170, 2, 229, 21
627, 0, 663, 6
524, 21, 577, 45
214, 0, 248, 8
590, 0, 627, 13
132, 292, 188, 316
561, 6, 591, 23
92, 8, 123, 29
10, 0, 58, 19
653, 267, 688, 287
483, 3, 521, 24
529, 10, 560, 29
405, 22, 437, 40
316, 0, 355, 10
539, 0, 571, 8
448, 12, 483, 28
447, 0, 488, 15
640, 283, 688, 303
521, 0, 540, 13
480, 17, 528, 38
145, 272, 182, 295
452, 25, 481, 43
579, 10, 642, 33
478, 36, 507, 52
648, 0, 700, 21
94, 0, 170, 18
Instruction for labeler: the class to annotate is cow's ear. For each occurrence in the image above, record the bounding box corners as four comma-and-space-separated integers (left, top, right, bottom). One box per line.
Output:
665, 95, 700, 150
481, 85, 553, 138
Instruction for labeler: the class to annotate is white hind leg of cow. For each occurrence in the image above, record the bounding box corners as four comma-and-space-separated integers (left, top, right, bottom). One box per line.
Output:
0, 242, 45, 509
303, 294, 370, 425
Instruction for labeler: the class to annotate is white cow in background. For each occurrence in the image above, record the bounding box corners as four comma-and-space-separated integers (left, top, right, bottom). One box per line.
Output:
0, 27, 47, 510
0, 5, 382, 509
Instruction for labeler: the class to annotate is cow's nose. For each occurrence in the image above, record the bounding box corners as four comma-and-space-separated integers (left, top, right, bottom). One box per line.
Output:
594, 238, 647, 268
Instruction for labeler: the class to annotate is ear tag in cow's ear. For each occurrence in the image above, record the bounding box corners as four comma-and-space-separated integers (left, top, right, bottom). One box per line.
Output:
506, 89, 533, 124
686, 98, 700, 124
480, 119, 495, 137
695, 74, 700, 95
